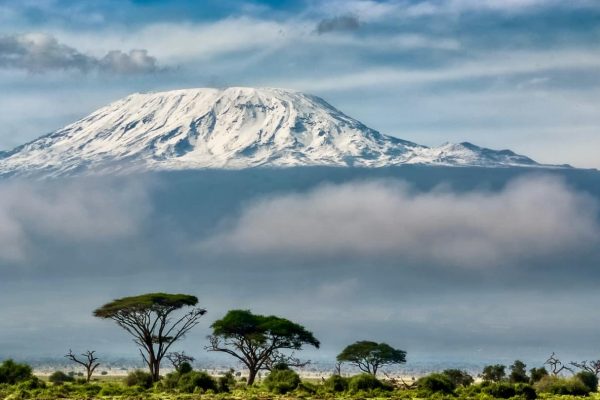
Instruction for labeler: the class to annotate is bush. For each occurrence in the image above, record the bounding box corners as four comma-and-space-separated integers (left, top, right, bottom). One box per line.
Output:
529, 367, 548, 383
534, 375, 591, 396
348, 373, 385, 392
0, 359, 33, 384
481, 364, 506, 382
217, 370, 236, 393
177, 371, 217, 393
177, 361, 193, 374
417, 373, 456, 394
482, 382, 516, 398
324, 374, 349, 392
264, 368, 301, 394
442, 369, 474, 387
124, 370, 153, 389
514, 383, 538, 400
16, 377, 46, 390
576, 371, 598, 392
49, 371, 75, 385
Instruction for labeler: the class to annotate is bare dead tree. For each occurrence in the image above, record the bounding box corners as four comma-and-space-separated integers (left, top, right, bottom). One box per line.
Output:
545, 352, 574, 376
166, 351, 195, 371
570, 360, 600, 377
65, 349, 100, 382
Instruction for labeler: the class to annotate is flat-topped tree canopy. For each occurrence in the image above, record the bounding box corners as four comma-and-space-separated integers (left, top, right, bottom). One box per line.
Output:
211, 309, 320, 348
337, 340, 406, 376
93, 293, 198, 317
93, 292, 205, 382
208, 309, 319, 385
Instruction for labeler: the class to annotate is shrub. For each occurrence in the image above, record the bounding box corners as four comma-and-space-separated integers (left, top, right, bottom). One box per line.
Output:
481, 364, 506, 382
417, 373, 456, 394
534, 375, 590, 395
348, 373, 385, 392
16, 377, 46, 390
124, 370, 153, 389
324, 374, 349, 392
217, 370, 236, 393
514, 383, 538, 400
264, 368, 301, 394
177, 361, 193, 374
529, 367, 548, 383
576, 371, 598, 392
177, 371, 217, 393
442, 369, 474, 387
49, 370, 75, 385
482, 382, 516, 398
0, 359, 33, 384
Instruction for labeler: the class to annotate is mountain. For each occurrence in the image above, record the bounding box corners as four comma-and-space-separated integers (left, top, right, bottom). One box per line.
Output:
0, 87, 562, 177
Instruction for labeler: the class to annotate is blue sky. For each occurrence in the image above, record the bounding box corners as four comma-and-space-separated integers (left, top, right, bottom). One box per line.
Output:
1, 0, 599, 167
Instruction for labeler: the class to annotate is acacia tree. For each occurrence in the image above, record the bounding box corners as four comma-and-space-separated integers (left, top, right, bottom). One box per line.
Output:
206, 309, 320, 385
337, 341, 406, 376
93, 293, 206, 382
65, 349, 100, 382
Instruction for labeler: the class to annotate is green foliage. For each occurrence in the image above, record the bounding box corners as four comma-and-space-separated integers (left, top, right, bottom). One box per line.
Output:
337, 341, 406, 375
0, 360, 33, 384
510, 360, 529, 383
124, 369, 153, 389
16, 377, 46, 390
481, 381, 517, 398
515, 383, 538, 400
177, 370, 218, 393
442, 369, 474, 387
576, 371, 598, 392
348, 373, 386, 392
93, 293, 199, 318
416, 372, 456, 394
481, 364, 506, 382
177, 361, 193, 374
534, 375, 591, 395
323, 374, 349, 392
263, 368, 300, 394
529, 367, 548, 383
217, 370, 236, 393
209, 309, 319, 384
48, 371, 75, 385
211, 309, 320, 348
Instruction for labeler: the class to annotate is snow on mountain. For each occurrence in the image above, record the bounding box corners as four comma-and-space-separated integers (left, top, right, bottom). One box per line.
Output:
0, 87, 562, 177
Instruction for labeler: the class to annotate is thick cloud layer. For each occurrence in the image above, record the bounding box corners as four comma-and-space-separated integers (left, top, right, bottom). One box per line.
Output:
0, 178, 151, 261
0, 33, 159, 74
203, 176, 600, 267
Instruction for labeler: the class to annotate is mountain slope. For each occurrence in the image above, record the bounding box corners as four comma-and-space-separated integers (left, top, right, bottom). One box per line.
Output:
0, 87, 562, 176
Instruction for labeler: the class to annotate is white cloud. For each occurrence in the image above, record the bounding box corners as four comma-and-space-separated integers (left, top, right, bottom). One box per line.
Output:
0, 178, 151, 262
202, 176, 600, 267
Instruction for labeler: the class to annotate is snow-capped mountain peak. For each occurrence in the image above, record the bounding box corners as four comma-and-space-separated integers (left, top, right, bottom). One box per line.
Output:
0, 87, 562, 176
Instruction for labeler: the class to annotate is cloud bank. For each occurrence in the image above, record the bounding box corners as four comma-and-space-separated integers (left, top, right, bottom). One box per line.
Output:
0, 33, 160, 74
0, 178, 151, 261
203, 176, 600, 267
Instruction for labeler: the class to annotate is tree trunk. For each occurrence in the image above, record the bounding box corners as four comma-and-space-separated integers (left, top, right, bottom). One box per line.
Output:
247, 368, 258, 385
152, 359, 161, 382
86, 368, 92, 383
